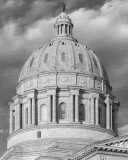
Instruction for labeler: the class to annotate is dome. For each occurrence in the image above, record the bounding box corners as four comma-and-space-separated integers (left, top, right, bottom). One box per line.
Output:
19, 40, 109, 83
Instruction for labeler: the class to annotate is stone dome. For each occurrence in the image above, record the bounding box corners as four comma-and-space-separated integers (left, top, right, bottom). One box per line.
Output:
19, 40, 109, 83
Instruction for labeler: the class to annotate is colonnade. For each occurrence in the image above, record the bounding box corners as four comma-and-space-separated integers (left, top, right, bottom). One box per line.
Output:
9, 93, 119, 135
56, 23, 73, 36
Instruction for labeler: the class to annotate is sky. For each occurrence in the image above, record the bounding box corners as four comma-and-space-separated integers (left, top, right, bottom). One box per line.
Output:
0, 0, 128, 156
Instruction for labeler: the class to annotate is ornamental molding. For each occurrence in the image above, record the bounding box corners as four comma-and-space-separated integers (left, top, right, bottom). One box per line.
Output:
39, 77, 49, 85
58, 76, 69, 83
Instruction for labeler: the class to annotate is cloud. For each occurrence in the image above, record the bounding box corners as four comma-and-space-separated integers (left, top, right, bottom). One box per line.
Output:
119, 124, 128, 135
0, 129, 8, 134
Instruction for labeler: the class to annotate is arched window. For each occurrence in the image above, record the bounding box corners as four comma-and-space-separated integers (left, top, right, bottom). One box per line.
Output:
61, 52, 65, 62
40, 104, 47, 122
79, 53, 83, 63
44, 54, 48, 63
59, 103, 67, 120
79, 104, 85, 122
25, 108, 28, 125
30, 58, 34, 67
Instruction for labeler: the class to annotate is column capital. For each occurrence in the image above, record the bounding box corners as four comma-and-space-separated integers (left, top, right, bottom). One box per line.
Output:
89, 93, 99, 99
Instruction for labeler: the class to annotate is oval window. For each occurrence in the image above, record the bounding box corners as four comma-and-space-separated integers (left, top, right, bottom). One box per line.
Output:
30, 58, 34, 67
61, 52, 65, 62
44, 54, 48, 62
79, 53, 83, 63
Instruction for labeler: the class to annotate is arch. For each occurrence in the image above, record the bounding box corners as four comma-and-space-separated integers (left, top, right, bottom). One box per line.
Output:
30, 58, 34, 67
59, 102, 67, 120
79, 53, 83, 63
79, 104, 85, 122
25, 108, 28, 125
44, 54, 48, 63
40, 104, 47, 122
61, 52, 66, 62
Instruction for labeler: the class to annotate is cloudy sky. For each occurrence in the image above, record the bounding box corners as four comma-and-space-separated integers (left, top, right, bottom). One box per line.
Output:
0, 0, 128, 156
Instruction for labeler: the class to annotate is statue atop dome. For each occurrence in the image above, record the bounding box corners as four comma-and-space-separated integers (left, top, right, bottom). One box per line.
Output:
62, 2, 66, 12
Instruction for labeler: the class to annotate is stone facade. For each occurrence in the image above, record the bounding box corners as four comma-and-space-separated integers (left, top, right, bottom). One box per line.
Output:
1, 6, 128, 160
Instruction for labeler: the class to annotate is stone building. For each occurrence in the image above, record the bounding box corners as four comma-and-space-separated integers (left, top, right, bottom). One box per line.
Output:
1, 4, 128, 160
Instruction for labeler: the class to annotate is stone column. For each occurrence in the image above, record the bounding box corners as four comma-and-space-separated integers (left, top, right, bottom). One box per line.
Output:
47, 95, 51, 123
38, 102, 40, 124
32, 98, 36, 125
95, 98, 99, 125
110, 104, 113, 129
91, 98, 95, 124
22, 104, 24, 129
70, 94, 74, 122
114, 109, 118, 134
52, 95, 56, 123
106, 102, 111, 129
9, 109, 13, 134
75, 95, 79, 123
28, 98, 31, 125
16, 103, 20, 130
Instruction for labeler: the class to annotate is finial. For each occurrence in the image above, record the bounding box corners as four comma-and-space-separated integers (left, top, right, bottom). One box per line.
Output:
62, 2, 65, 12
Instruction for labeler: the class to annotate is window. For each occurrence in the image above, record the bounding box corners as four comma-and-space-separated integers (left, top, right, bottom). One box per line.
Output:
25, 108, 28, 125
79, 53, 83, 63
59, 103, 67, 120
37, 131, 41, 138
79, 104, 85, 121
44, 54, 48, 62
30, 58, 34, 67
40, 105, 47, 122
61, 52, 65, 62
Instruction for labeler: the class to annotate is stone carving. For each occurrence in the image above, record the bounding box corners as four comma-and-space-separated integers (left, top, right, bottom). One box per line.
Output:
95, 81, 102, 90
58, 76, 69, 83
39, 77, 49, 84
106, 140, 128, 148
78, 77, 87, 85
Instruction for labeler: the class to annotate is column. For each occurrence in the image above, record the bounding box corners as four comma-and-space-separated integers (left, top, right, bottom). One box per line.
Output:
28, 98, 31, 125
106, 102, 111, 129
70, 94, 74, 122
59, 24, 62, 35
16, 103, 20, 130
47, 95, 51, 123
110, 104, 113, 129
15, 105, 17, 130
91, 98, 95, 124
75, 95, 79, 123
67, 24, 69, 35
32, 98, 36, 125
22, 104, 24, 129
9, 109, 13, 134
114, 109, 118, 134
95, 98, 99, 125
52, 95, 56, 123
37, 101, 40, 124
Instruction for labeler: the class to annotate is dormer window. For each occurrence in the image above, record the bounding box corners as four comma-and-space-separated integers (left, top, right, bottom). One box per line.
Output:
30, 58, 34, 67
44, 54, 48, 63
79, 53, 83, 63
